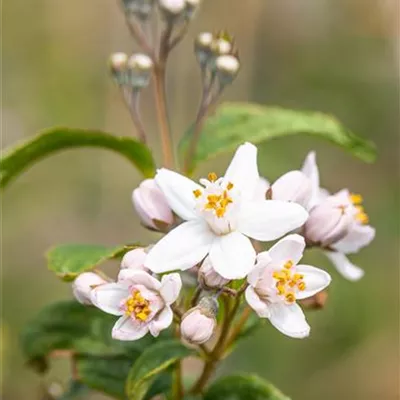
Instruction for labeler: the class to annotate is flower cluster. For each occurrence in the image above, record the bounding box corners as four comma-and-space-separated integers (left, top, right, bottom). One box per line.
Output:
72, 143, 374, 342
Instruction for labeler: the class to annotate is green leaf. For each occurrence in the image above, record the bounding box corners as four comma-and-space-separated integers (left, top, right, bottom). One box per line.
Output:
179, 102, 376, 173
125, 339, 193, 400
204, 374, 291, 400
0, 127, 156, 188
46, 244, 133, 281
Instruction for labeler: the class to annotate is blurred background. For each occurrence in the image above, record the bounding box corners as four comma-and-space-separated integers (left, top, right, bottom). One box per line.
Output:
2, 0, 399, 399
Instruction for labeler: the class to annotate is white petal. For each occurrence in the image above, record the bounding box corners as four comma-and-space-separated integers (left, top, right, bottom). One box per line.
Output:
238, 200, 309, 241
209, 232, 256, 279
145, 220, 214, 273
333, 224, 375, 254
159, 273, 182, 304
223, 143, 259, 199
112, 316, 149, 341
148, 307, 174, 337
253, 177, 270, 201
247, 263, 268, 286
91, 283, 128, 316
245, 287, 270, 318
295, 264, 331, 300
117, 269, 161, 291
324, 251, 364, 281
267, 234, 305, 266
301, 151, 320, 209
268, 302, 310, 339
155, 168, 200, 221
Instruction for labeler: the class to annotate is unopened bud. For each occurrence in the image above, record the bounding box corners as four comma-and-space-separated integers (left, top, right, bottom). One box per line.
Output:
198, 257, 230, 289
120, 247, 149, 271
72, 272, 107, 305
122, 0, 155, 19
180, 297, 218, 344
109, 52, 128, 84
195, 32, 214, 67
158, 0, 186, 19
271, 170, 313, 209
215, 55, 240, 86
127, 53, 153, 88
132, 179, 174, 231
304, 198, 351, 247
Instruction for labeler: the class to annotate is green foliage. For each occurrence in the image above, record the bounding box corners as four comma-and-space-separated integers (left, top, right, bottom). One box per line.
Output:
46, 244, 133, 281
125, 339, 194, 400
179, 102, 377, 173
204, 374, 291, 400
0, 127, 156, 188
58, 381, 89, 399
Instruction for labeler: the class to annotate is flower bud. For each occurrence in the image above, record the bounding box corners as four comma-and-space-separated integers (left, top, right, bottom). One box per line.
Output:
180, 297, 217, 344
122, 0, 155, 19
158, 0, 186, 19
120, 247, 149, 271
198, 257, 229, 289
194, 32, 214, 67
132, 179, 174, 231
215, 54, 240, 86
304, 198, 352, 247
72, 272, 107, 305
109, 52, 128, 84
127, 53, 153, 88
271, 170, 312, 209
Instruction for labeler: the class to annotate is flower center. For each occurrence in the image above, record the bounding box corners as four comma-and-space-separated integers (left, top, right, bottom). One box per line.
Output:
272, 260, 306, 304
124, 290, 151, 321
193, 172, 234, 218
350, 193, 369, 224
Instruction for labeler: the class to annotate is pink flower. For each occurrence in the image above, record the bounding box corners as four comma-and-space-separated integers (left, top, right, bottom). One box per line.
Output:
91, 270, 181, 341
198, 257, 230, 289
72, 272, 108, 305
120, 248, 149, 272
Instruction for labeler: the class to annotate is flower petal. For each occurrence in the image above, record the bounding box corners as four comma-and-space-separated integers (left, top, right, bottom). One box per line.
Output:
237, 200, 309, 241
267, 234, 306, 266
268, 302, 310, 339
117, 269, 161, 291
295, 264, 331, 300
159, 273, 182, 304
155, 168, 201, 221
301, 151, 320, 209
148, 307, 174, 337
333, 224, 375, 254
145, 220, 214, 273
112, 315, 149, 341
91, 283, 128, 316
253, 177, 270, 201
209, 232, 256, 279
223, 143, 259, 199
247, 263, 268, 286
324, 251, 364, 281
245, 287, 270, 318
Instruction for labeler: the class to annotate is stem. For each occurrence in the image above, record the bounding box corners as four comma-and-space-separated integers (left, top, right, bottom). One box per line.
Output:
169, 21, 190, 51
121, 87, 147, 143
191, 286, 202, 307
172, 322, 184, 400
224, 306, 252, 351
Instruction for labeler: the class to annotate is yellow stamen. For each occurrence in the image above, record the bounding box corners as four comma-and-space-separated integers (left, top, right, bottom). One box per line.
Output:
298, 281, 306, 291
124, 290, 151, 321
356, 212, 369, 224
216, 208, 225, 218
227, 182, 234, 190
285, 293, 296, 304
350, 193, 363, 205
193, 189, 202, 198
284, 260, 293, 269
208, 172, 218, 182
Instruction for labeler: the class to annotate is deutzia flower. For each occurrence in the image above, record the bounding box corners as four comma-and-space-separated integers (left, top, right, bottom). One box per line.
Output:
145, 143, 309, 279
91, 270, 181, 340
245, 234, 331, 338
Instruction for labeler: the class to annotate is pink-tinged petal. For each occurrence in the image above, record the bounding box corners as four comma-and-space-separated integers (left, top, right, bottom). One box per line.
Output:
295, 264, 331, 300
324, 251, 364, 281
112, 316, 149, 341
148, 307, 174, 337
145, 220, 214, 273
91, 283, 129, 316
268, 302, 310, 339
245, 287, 271, 318
223, 143, 259, 199
333, 224, 375, 254
159, 273, 182, 304
301, 151, 321, 209
155, 168, 201, 221
267, 234, 305, 266
117, 270, 161, 291
247, 263, 267, 286
237, 200, 309, 241
209, 232, 256, 279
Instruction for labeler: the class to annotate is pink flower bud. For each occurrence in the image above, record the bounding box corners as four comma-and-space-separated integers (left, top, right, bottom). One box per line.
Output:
132, 179, 174, 231
271, 170, 313, 208
72, 272, 107, 305
180, 298, 217, 344
198, 257, 230, 289
304, 197, 352, 247
120, 248, 149, 272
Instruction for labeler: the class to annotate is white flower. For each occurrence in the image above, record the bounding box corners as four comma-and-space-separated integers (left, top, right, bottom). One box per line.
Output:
72, 272, 108, 305
145, 143, 308, 280
245, 234, 331, 338
120, 247, 149, 272
198, 256, 230, 289
91, 270, 181, 341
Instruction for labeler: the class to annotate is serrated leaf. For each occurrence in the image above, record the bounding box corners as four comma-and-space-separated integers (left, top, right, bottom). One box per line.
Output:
204, 374, 291, 400
179, 102, 376, 173
125, 339, 193, 400
46, 244, 133, 281
0, 127, 156, 188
